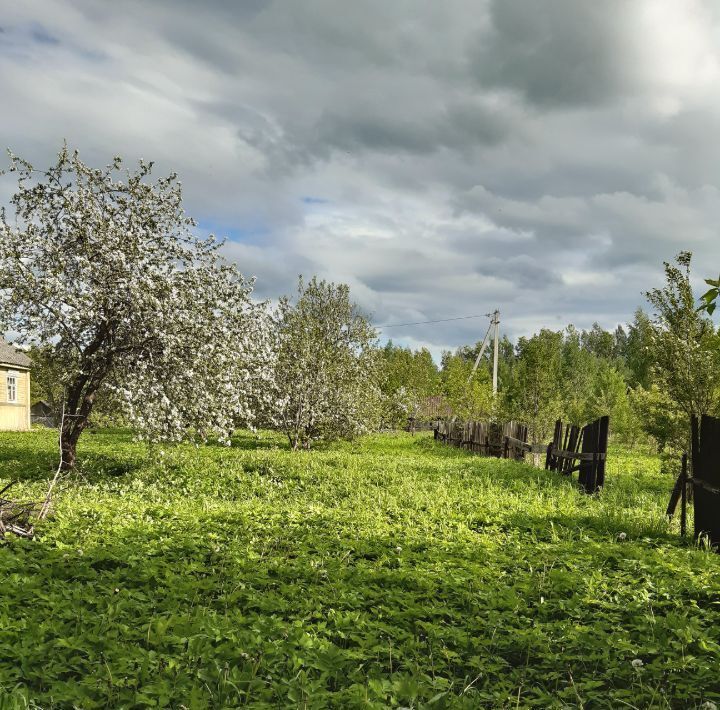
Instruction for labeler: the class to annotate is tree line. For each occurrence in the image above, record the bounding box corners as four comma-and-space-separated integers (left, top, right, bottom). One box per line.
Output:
380, 252, 720, 473
1, 147, 718, 473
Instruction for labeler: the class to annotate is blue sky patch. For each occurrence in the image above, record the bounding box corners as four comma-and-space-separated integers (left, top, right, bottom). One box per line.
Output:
30, 24, 60, 46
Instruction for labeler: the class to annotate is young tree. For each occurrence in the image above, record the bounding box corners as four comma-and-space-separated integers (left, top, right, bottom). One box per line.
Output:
503, 330, 564, 444
273, 277, 379, 449
612, 324, 629, 361
561, 326, 599, 424
441, 352, 494, 421
625, 309, 654, 389
0, 147, 273, 469
630, 385, 685, 454
586, 363, 632, 438
581, 323, 615, 360
645, 252, 720, 425
378, 343, 440, 427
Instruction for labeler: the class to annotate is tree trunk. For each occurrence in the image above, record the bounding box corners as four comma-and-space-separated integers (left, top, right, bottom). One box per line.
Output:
60, 429, 78, 471
59, 371, 104, 470
60, 414, 87, 471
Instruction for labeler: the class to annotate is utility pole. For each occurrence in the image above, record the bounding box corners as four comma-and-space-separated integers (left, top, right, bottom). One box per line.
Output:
492, 310, 500, 396
467, 309, 501, 394
466, 321, 493, 384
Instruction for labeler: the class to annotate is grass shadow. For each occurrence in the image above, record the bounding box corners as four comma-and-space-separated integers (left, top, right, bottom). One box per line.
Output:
0, 443, 57, 482
2, 505, 713, 708
0, 430, 145, 484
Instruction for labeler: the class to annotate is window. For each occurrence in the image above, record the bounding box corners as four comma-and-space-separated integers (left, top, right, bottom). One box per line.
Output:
7, 375, 17, 403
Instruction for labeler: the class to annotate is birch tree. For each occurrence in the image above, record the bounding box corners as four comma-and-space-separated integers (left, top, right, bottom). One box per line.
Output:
273, 277, 379, 449
0, 146, 273, 469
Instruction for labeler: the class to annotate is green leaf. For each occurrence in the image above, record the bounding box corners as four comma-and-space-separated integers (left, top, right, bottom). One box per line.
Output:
700, 288, 718, 304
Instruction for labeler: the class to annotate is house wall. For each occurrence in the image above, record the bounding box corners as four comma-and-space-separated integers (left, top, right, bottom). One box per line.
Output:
0, 366, 31, 431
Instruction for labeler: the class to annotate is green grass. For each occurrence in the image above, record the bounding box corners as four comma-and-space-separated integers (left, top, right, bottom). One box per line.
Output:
1, 429, 719, 708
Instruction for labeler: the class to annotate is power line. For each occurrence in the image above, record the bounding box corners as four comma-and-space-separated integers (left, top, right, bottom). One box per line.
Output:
377, 313, 492, 329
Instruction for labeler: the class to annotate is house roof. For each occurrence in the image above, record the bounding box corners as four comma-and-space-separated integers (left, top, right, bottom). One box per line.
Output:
0, 336, 32, 368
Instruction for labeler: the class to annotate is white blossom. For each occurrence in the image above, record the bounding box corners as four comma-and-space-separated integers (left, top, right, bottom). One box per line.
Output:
0, 146, 275, 466
269, 276, 379, 450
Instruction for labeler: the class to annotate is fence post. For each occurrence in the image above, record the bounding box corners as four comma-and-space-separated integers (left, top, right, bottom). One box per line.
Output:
595, 416, 609, 489
680, 452, 687, 538
692, 415, 720, 546
579, 419, 600, 493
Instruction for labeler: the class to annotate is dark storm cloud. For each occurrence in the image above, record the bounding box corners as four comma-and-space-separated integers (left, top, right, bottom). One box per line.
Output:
315, 98, 513, 157
2, 0, 720, 357
472, 0, 634, 107
475, 256, 562, 290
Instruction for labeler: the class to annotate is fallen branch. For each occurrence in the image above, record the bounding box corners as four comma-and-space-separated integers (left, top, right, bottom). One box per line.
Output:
1, 401, 70, 538
0, 494, 39, 538
0, 480, 16, 497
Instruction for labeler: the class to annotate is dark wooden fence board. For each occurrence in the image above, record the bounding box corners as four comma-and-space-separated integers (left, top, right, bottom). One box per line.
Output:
693, 415, 720, 546
667, 416, 720, 547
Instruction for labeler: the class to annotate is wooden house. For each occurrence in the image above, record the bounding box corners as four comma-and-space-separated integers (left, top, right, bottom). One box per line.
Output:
0, 337, 31, 431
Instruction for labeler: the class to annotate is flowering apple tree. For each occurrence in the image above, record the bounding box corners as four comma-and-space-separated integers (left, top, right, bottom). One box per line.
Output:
273, 276, 380, 449
0, 146, 274, 470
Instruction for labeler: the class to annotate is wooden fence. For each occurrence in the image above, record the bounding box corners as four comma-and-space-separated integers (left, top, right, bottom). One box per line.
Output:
434, 420, 529, 459
667, 414, 720, 546
545, 416, 609, 494
435, 415, 610, 494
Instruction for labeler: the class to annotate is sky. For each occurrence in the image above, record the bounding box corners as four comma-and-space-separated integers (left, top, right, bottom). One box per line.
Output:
2, 0, 720, 358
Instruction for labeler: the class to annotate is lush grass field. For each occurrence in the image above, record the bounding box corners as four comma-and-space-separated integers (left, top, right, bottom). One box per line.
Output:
0, 429, 718, 709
